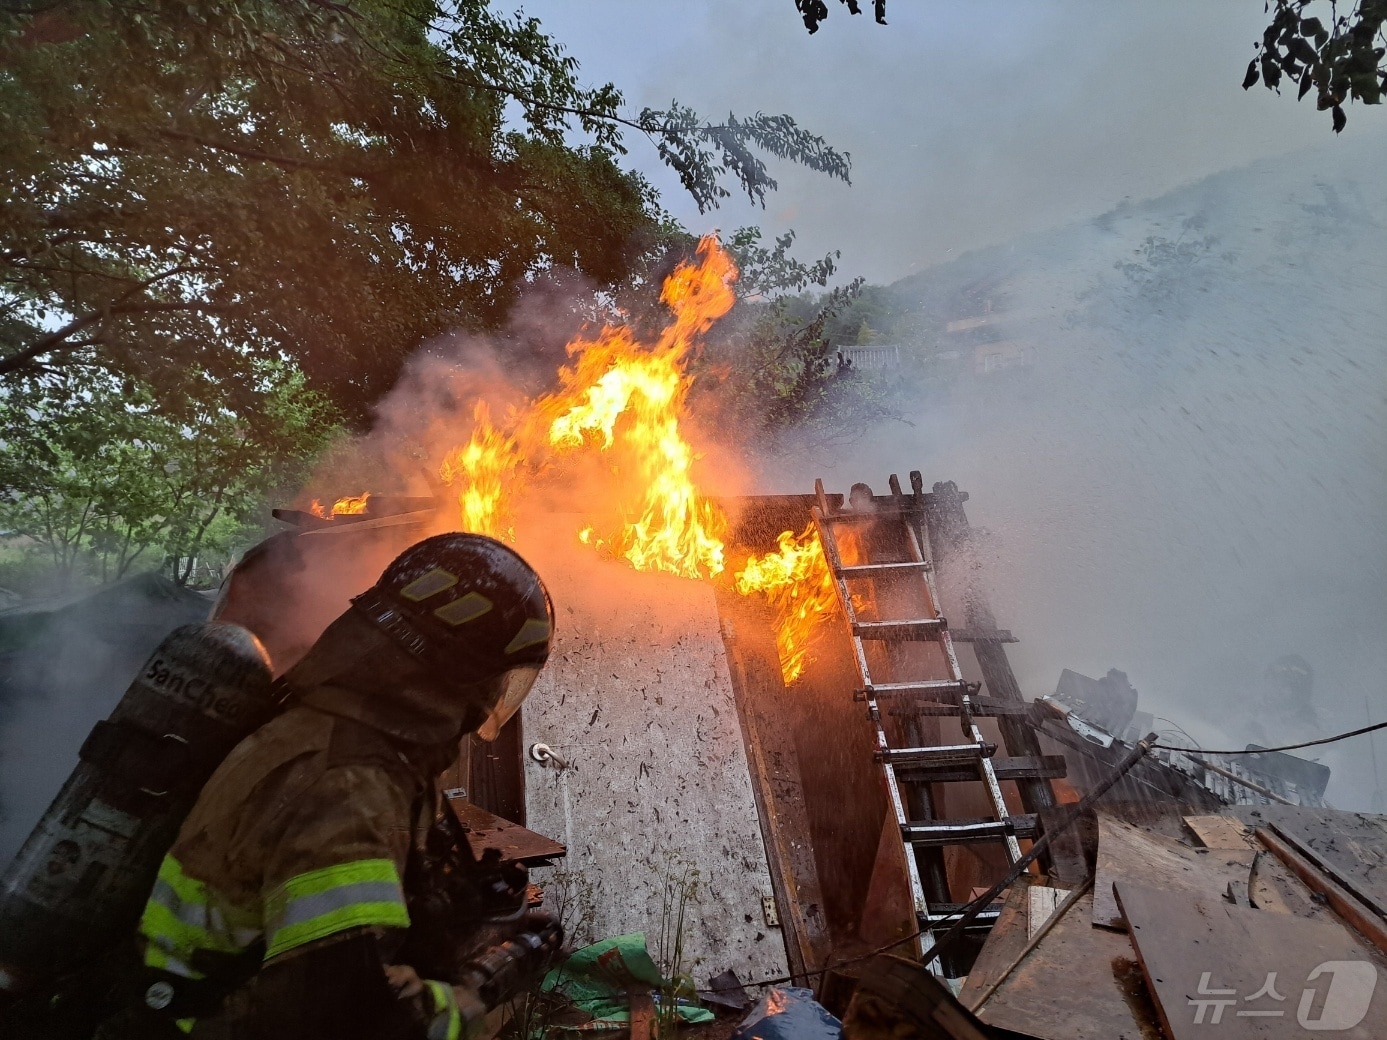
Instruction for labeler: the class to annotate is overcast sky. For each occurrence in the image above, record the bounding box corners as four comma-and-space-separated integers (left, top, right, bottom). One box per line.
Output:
519, 1, 1383, 284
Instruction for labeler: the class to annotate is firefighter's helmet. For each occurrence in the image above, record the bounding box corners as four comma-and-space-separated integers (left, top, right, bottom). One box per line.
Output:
351, 533, 554, 740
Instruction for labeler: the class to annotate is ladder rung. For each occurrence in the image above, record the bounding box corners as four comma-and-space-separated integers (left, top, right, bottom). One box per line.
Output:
921, 903, 1004, 922
877, 743, 995, 768
902, 814, 1038, 847
886, 697, 1030, 718
856, 680, 973, 701
835, 561, 930, 578
920, 909, 1001, 930
852, 619, 945, 641
897, 755, 1068, 785
949, 627, 1017, 643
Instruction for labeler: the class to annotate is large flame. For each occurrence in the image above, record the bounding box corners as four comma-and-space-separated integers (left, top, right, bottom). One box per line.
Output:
537, 236, 736, 580
411, 235, 831, 682
734, 524, 837, 684
438, 400, 519, 540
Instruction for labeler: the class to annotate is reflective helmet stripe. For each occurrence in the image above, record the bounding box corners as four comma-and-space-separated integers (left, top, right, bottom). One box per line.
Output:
263, 858, 409, 960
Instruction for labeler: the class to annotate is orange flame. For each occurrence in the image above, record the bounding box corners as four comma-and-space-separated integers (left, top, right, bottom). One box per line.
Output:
537, 236, 736, 580
421, 236, 834, 683
309, 493, 372, 518
331, 492, 371, 516
439, 400, 520, 540
734, 524, 837, 684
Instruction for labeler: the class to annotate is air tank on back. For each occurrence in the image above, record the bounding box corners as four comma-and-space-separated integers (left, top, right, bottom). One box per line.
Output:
0, 623, 275, 994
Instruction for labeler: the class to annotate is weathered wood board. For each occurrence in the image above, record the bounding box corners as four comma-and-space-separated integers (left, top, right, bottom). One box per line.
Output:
1185, 814, 1260, 851
955, 877, 1032, 1010
1027, 885, 1066, 939
1116, 881, 1387, 1040
972, 891, 1164, 1040
1093, 813, 1256, 930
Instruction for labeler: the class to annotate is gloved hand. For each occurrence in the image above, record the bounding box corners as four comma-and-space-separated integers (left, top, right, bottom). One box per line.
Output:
419, 978, 488, 1040
385, 963, 487, 1040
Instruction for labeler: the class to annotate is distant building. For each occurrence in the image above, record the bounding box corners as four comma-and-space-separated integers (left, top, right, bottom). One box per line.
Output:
836, 343, 906, 371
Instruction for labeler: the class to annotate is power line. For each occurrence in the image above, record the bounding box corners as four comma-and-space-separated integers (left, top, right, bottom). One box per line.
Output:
1153, 718, 1387, 756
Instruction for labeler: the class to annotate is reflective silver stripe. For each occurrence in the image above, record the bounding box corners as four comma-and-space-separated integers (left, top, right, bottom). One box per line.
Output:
271, 880, 406, 932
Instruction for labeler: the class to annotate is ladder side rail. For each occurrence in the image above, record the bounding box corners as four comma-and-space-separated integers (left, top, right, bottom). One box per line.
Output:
811, 504, 934, 958
889, 484, 1023, 864
915, 474, 1061, 826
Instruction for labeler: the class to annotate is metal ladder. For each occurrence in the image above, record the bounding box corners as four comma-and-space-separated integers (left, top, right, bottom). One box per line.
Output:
811, 473, 1065, 966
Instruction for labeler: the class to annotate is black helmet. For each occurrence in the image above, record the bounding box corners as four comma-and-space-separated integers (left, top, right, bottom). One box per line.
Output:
351, 533, 554, 739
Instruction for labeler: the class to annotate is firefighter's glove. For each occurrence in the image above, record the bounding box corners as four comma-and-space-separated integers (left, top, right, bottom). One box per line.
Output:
385, 964, 486, 1040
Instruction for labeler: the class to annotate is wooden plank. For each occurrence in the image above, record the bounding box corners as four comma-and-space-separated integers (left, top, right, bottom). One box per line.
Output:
971, 891, 1164, 1040
1185, 814, 1259, 851
1093, 813, 1256, 930
628, 989, 655, 1040
445, 795, 566, 866
955, 877, 1033, 1010
713, 591, 835, 978
1116, 881, 1387, 1039
1028, 885, 1065, 939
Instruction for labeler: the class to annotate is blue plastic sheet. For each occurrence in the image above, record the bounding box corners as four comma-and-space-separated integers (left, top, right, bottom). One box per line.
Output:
732, 987, 842, 1040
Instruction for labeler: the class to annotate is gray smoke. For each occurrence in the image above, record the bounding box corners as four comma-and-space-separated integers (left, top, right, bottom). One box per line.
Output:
0, 577, 211, 862
774, 134, 1387, 810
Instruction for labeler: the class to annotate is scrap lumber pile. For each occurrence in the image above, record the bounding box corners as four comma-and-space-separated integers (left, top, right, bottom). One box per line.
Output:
944, 805, 1387, 1039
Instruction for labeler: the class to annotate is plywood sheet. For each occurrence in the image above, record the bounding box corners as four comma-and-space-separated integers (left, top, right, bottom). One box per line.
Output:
974, 890, 1163, 1039
1093, 813, 1256, 930
1116, 881, 1387, 1040
519, 522, 788, 984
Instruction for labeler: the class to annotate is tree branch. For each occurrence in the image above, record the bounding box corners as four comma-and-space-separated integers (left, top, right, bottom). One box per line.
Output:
0, 300, 222, 376
158, 129, 372, 177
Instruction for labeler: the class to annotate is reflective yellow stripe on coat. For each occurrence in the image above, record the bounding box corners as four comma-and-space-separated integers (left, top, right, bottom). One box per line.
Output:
141, 855, 260, 979
262, 857, 410, 960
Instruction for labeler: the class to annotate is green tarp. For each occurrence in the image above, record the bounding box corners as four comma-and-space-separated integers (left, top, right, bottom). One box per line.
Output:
543, 933, 714, 1031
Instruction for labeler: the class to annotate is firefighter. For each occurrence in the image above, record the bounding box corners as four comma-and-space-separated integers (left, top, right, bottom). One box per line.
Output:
102, 533, 558, 1039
